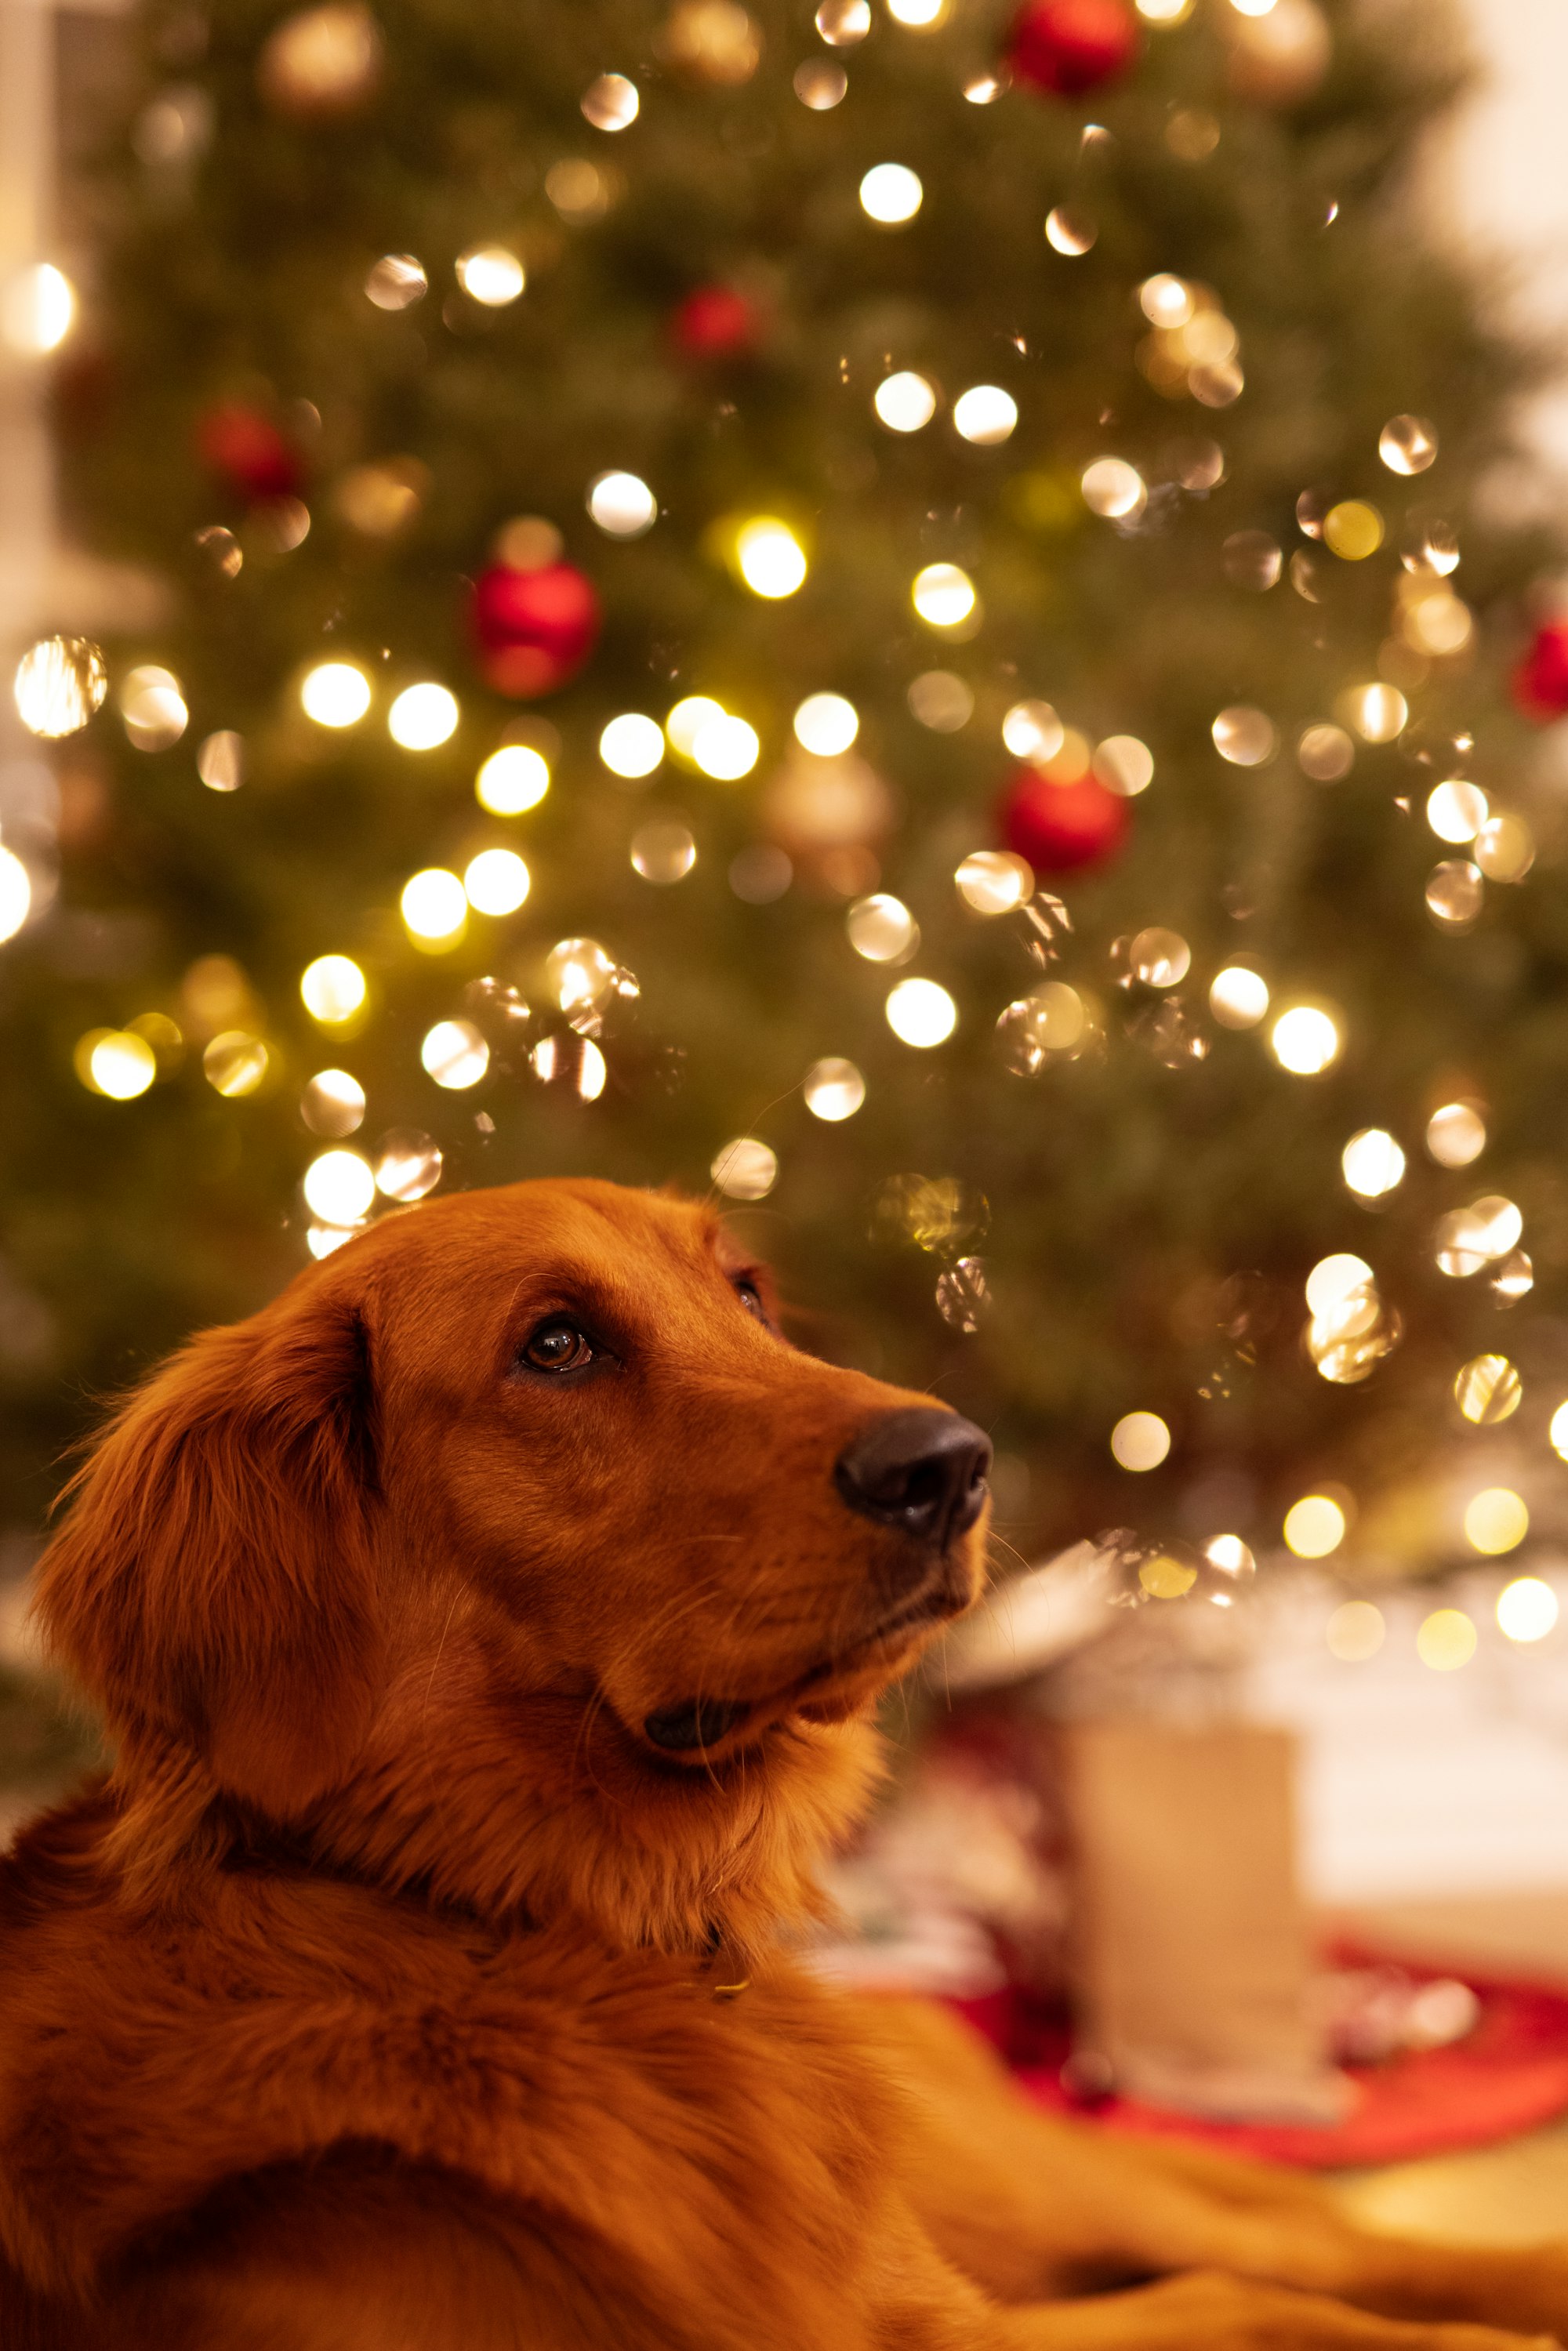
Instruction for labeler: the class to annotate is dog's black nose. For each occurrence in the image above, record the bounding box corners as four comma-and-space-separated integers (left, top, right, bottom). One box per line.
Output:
833, 1409, 992, 1548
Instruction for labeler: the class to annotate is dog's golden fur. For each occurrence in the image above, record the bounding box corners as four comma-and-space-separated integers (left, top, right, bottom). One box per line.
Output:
2, 1178, 1566, 2349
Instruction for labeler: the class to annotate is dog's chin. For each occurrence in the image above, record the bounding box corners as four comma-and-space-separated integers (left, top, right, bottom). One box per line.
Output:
630, 1576, 975, 1771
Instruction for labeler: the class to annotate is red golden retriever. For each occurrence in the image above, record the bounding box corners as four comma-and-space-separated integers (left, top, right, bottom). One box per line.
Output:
3, 1177, 1566, 2349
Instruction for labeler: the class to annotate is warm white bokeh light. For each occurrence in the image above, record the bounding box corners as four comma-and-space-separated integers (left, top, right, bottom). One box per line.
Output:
1270, 1004, 1341, 1075
400, 867, 468, 943
476, 744, 550, 814
735, 518, 808, 598
859, 163, 924, 224
388, 683, 459, 749
299, 953, 367, 1025
456, 245, 524, 305
303, 1148, 376, 1225
600, 713, 665, 778
793, 693, 859, 756
874, 371, 938, 432
421, 1018, 490, 1089
464, 848, 531, 915
586, 470, 658, 537
885, 977, 956, 1047
300, 662, 371, 728
1110, 1411, 1171, 1471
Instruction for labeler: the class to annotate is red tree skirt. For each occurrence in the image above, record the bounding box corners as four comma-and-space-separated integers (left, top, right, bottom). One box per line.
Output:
951, 1953, 1568, 2169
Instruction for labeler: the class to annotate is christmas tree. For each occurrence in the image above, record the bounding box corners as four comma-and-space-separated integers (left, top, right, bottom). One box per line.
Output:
5, 0, 1564, 1598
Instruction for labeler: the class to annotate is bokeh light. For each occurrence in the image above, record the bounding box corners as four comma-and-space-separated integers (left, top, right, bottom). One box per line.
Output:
1270, 1005, 1341, 1074
1284, 1495, 1346, 1558
1209, 966, 1269, 1029
388, 683, 458, 749
13, 635, 106, 738
886, 977, 956, 1047
1465, 1487, 1529, 1555
78, 1029, 157, 1100
477, 744, 550, 813
1342, 1127, 1405, 1199
793, 692, 858, 755
0, 846, 32, 943
804, 1057, 866, 1120
401, 868, 468, 945
847, 893, 918, 962
692, 712, 760, 778
586, 470, 657, 537
1426, 1101, 1486, 1167
912, 563, 976, 629
301, 1068, 365, 1137
455, 244, 524, 305
711, 1137, 778, 1199
953, 385, 1018, 444
203, 1032, 269, 1097
464, 848, 531, 915
1110, 1411, 1171, 1471
735, 518, 807, 597
1417, 1609, 1477, 1671
874, 372, 937, 432
421, 1018, 490, 1089
303, 1148, 376, 1224
1327, 1601, 1385, 1662
300, 661, 370, 728
955, 851, 1033, 916
859, 163, 923, 223
1454, 1353, 1521, 1426
1497, 1577, 1558, 1644
300, 953, 367, 1024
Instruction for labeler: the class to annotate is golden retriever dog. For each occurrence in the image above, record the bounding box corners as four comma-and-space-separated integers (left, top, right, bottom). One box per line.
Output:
2, 1178, 1566, 2349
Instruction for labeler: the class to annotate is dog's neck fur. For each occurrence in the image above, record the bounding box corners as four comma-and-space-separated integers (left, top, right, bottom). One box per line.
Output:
103, 1645, 886, 1961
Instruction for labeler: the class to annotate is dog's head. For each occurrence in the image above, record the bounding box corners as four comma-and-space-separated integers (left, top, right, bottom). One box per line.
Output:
37, 1180, 991, 1949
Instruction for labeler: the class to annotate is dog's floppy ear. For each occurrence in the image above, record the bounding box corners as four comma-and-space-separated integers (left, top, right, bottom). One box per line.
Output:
35, 1282, 384, 1818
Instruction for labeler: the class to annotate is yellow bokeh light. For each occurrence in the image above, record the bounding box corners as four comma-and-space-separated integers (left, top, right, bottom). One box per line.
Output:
885, 977, 956, 1048
1209, 965, 1269, 1029
1110, 1411, 1171, 1472
859, 162, 923, 224
202, 1031, 270, 1098
953, 385, 1018, 445
1417, 1608, 1477, 1672
400, 867, 467, 945
1284, 1494, 1346, 1558
1550, 1401, 1568, 1462
463, 847, 530, 916
1327, 1601, 1385, 1662
1497, 1576, 1558, 1645
13, 634, 107, 738
1454, 1353, 1521, 1426
1342, 1127, 1405, 1199
735, 518, 808, 599
0, 844, 32, 942
1323, 500, 1385, 561
77, 1029, 156, 1100
793, 693, 859, 756
455, 244, 525, 305
1464, 1487, 1529, 1556
847, 893, 918, 963
476, 744, 550, 814
692, 713, 760, 779
2, 261, 75, 354
599, 713, 665, 778
300, 662, 371, 728
388, 682, 459, 749
1270, 1004, 1341, 1076
666, 695, 725, 760
299, 953, 367, 1025
803, 1057, 866, 1121
421, 1018, 490, 1089
912, 563, 977, 629
303, 1148, 376, 1225
874, 372, 937, 433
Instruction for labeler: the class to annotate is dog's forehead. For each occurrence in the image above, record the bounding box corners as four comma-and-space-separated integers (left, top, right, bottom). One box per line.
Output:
361, 1178, 737, 1304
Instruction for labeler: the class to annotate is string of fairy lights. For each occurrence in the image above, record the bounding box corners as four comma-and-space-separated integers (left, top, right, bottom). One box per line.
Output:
1, 0, 1563, 1661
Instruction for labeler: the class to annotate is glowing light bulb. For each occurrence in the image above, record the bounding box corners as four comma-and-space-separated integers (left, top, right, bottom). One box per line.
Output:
793, 693, 858, 755
1110, 1412, 1171, 1471
463, 848, 530, 915
476, 744, 550, 814
456, 245, 524, 305
2, 262, 74, 354
301, 662, 371, 728
859, 164, 923, 225
912, 563, 976, 629
885, 977, 956, 1047
953, 386, 1018, 445
600, 713, 666, 778
303, 1148, 376, 1224
586, 470, 657, 537
0, 846, 31, 943
421, 1019, 490, 1089
401, 868, 467, 945
1270, 1005, 1341, 1076
691, 713, 760, 779
1283, 1495, 1346, 1558
388, 684, 458, 749
1342, 1128, 1405, 1199
803, 1057, 865, 1120
874, 372, 937, 433
735, 518, 807, 598
299, 954, 367, 1025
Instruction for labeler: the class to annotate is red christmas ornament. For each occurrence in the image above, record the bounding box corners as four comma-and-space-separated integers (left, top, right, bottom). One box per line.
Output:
195, 401, 301, 502
671, 285, 760, 359
999, 767, 1130, 875
472, 561, 601, 698
1512, 621, 1568, 720
1007, 0, 1141, 96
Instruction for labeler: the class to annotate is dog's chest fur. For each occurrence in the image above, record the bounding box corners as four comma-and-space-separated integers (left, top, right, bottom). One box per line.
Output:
0, 1799, 904, 2342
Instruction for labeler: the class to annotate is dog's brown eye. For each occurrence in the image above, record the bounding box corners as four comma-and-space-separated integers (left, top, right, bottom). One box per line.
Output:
521, 1322, 597, 1373
734, 1280, 768, 1322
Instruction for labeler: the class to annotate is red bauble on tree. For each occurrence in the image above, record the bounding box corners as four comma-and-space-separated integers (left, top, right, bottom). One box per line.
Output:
472, 559, 601, 698
1000, 767, 1130, 875
1007, 0, 1141, 96
671, 285, 760, 359
195, 402, 301, 502
1512, 620, 1568, 721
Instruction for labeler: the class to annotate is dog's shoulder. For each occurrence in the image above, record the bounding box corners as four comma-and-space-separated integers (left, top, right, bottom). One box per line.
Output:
0, 1798, 899, 2326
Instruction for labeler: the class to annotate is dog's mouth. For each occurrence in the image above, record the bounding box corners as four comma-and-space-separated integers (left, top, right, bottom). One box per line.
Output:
637, 1583, 968, 1765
